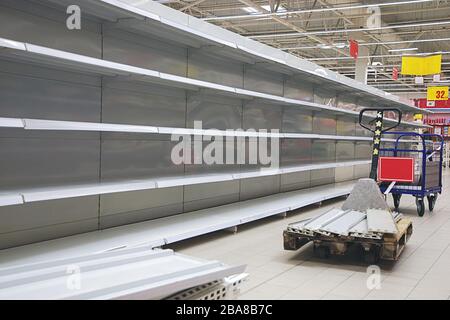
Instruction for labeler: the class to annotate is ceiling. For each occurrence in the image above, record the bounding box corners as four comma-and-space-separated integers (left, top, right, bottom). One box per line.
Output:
160, 0, 450, 96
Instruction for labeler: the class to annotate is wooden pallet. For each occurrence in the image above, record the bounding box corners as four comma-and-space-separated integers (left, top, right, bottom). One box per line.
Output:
283, 217, 413, 263
380, 218, 413, 260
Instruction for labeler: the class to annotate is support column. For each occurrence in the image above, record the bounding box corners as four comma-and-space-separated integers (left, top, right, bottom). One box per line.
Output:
355, 45, 369, 84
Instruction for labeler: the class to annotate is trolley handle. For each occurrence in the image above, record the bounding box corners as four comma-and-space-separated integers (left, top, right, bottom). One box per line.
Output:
358, 108, 402, 133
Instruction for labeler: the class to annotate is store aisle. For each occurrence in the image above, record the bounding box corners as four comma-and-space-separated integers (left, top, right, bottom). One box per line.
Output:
170, 169, 450, 300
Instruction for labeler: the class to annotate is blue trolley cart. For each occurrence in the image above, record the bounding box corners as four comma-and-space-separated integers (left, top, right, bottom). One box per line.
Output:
379, 132, 444, 216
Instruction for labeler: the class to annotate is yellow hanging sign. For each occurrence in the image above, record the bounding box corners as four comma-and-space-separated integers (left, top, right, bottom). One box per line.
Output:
401, 54, 442, 75
427, 86, 449, 101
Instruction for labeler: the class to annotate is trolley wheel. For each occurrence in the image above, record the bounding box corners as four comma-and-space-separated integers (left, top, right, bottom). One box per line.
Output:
363, 247, 380, 264
427, 194, 438, 211
392, 194, 401, 210
416, 198, 425, 217
317, 246, 330, 259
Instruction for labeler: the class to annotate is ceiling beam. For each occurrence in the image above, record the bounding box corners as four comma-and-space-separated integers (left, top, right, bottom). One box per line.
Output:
169, 0, 248, 33
282, 37, 450, 50
249, 20, 450, 38
235, 0, 349, 56
180, 0, 208, 11
202, 0, 434, 21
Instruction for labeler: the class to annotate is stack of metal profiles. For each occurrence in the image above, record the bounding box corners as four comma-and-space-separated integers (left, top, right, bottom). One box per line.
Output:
284, 178, 414, 262
0, 246, 247, 300
287, 208, 402, 241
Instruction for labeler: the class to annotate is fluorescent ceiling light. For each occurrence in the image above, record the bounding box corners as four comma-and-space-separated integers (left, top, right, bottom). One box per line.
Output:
261, 5, 287, 12
318, 43, 333, 49
334, 43, 347, 49
307, 42, 349, 50
242, 5, 286, 14
388, 48, 419, 52
241, 7, 260, 14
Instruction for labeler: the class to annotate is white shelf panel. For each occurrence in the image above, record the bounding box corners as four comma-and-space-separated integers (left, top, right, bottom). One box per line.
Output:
0, 37, 428, 128
0, 247, 246, 300
23, 119, 158, 133
156, 174, 234, 188
0, 194, 24, 206
0, 117, 23, 128
236, 44, 286, 65
159, 72, 236, 93
280, 161, 370, 175
283, 133, 369, 141
0, 160, 369, 207
235, 88, 282, 101
233, 161, 371, 179
22, 180, 158, 203
0, 116, 425, 139
160, 17, 237, 49
27, 43, 160, 78
0, 38, 26, 51
0, 180, 356, 268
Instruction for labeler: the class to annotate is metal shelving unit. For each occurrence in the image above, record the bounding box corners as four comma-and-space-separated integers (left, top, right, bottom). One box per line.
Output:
0, 0, 426, 249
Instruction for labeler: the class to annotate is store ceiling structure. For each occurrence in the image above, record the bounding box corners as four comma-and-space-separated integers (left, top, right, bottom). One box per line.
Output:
160, 0, 450, 94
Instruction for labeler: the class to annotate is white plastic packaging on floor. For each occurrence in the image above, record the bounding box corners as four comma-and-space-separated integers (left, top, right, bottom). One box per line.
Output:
0, 246, 246, 300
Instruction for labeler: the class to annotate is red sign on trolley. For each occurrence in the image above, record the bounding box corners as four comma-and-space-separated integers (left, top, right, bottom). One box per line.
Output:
378, 157, 414, 182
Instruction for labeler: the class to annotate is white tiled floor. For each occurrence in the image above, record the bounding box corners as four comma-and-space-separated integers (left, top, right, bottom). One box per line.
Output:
170, 170, 450, 300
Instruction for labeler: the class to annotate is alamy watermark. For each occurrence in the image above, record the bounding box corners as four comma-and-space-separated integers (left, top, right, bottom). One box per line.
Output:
170, 121, 280, 169
366, 265, 382, 290
66, 264, 81, 290
66, 5, 81, 30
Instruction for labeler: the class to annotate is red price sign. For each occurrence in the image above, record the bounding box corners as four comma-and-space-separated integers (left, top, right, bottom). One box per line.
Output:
378, 157, 414, 182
